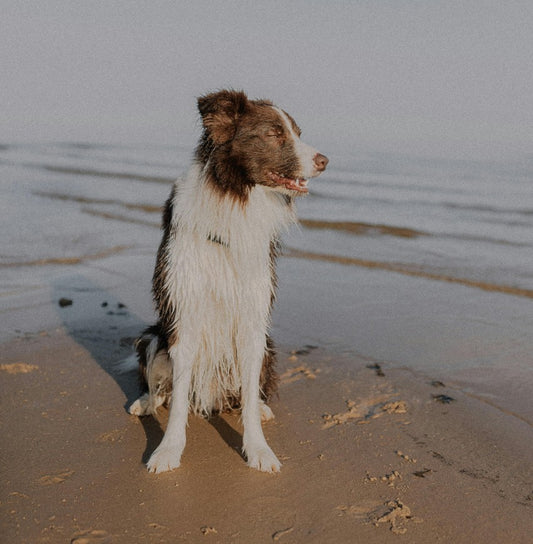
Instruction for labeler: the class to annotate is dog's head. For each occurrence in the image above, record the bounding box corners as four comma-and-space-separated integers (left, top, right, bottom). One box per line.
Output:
196, 90, 328, 200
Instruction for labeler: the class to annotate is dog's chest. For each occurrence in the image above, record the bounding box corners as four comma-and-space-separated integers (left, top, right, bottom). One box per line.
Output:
168, 176, 295, 412
171, 173, 295, 293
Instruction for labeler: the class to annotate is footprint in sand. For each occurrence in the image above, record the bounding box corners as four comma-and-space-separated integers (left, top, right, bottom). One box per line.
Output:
365, 470, 402, 486
70, 530, 112, 544
1, 362, 39, 374
272, 526, 294, 541
95, 429, 125, 443
38, 470, 74, 486
322, 399, 408, 429
280, 363, 320, 384
395, 450, 417, 463
369, 499, 415, 535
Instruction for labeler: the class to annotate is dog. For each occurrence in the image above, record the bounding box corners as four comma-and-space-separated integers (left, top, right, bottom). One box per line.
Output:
128, 90, 328, 473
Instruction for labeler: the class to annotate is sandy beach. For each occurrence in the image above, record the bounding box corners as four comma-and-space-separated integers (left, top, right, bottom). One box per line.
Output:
4, 2, 533, 541
2, 247, 533, 544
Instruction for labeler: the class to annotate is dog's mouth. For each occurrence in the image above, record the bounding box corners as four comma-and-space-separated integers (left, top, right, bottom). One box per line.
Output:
267, 171, 309, 194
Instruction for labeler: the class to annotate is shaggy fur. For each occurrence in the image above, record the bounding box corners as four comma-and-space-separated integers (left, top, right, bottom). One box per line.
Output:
128, 90, 328, 473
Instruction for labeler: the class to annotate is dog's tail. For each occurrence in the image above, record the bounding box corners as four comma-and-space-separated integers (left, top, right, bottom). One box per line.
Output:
115, 353, 139, 374
115, 324, 167, 384
115, 325, 160, 376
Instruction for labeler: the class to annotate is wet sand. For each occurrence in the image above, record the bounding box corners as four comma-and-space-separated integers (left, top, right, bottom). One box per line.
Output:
2, 250, 533, 543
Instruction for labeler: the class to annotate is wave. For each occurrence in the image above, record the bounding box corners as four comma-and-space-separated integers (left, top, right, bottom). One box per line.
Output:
81, 208, 160, 228
300, 219, 425, 239
37, 163, 174, 184
299, 218, 530, 247
0, 245, 131, 268
33, 190, 162, 213
440, 201, 533, 217
284, 247, 533, 300
310, 185, 533, 220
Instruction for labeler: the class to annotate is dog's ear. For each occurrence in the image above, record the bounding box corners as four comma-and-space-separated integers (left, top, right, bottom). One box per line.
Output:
197, 90, 249, 144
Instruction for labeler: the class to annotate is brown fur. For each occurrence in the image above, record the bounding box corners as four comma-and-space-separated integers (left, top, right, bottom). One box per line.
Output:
196, 90, 301, 203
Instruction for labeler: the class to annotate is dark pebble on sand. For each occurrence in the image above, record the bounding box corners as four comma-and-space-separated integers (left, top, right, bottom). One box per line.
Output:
433, 394, 455, 404
292, 345, 318, 356
58, 297, 73, 307
366, 363, 385, 377
413, 469, 432, 478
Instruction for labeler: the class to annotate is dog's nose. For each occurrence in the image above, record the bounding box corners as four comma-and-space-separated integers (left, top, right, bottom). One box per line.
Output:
314, 153, 329, 172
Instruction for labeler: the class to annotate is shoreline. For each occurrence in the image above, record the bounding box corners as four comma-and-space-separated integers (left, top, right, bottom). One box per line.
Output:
3, 247, 533, 424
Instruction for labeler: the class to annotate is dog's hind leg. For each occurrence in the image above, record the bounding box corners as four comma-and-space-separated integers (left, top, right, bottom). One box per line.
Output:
129, 391, 167, 416
129, 339, 172, 417
129, 393, 151, 416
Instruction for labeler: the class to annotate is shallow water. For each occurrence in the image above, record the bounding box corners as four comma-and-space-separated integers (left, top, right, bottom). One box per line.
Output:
2, 142, 532, 293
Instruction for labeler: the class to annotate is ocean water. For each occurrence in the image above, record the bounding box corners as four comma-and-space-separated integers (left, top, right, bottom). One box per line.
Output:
2, 142, 532, 294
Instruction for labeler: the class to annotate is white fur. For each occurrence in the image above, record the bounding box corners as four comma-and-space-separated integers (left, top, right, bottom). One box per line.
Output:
167, 164, 296, 413
143, 165, 296, 473
274, 107, 320, 179
116, 353, 139, 374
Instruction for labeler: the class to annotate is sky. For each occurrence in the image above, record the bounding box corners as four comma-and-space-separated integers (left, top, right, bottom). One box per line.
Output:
2, 1, 532, 159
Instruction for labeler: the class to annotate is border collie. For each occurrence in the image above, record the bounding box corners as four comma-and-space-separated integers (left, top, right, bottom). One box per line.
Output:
128, 90, 328, 473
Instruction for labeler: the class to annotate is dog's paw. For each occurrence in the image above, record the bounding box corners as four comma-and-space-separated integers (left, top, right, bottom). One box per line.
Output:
129, 395, 149, 416
146, 445, 182, 473
259, 402, 275, 422
246, 446, 281, 473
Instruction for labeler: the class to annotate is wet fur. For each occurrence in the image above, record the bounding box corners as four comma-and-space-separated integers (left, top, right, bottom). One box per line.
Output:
129, 89, 327, 473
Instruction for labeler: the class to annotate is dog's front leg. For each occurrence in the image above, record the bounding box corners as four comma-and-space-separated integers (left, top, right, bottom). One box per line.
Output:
240, 332, 281, 473
146, 339, 195, 473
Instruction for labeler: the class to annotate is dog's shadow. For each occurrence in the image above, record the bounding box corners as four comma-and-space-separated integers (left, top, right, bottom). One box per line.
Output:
52, 274, 164, 463
208, 413, 246, 461
52, 273, 245, 467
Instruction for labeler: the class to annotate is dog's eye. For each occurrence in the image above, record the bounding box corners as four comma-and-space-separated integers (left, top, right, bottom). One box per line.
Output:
266, 126, 284, 138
